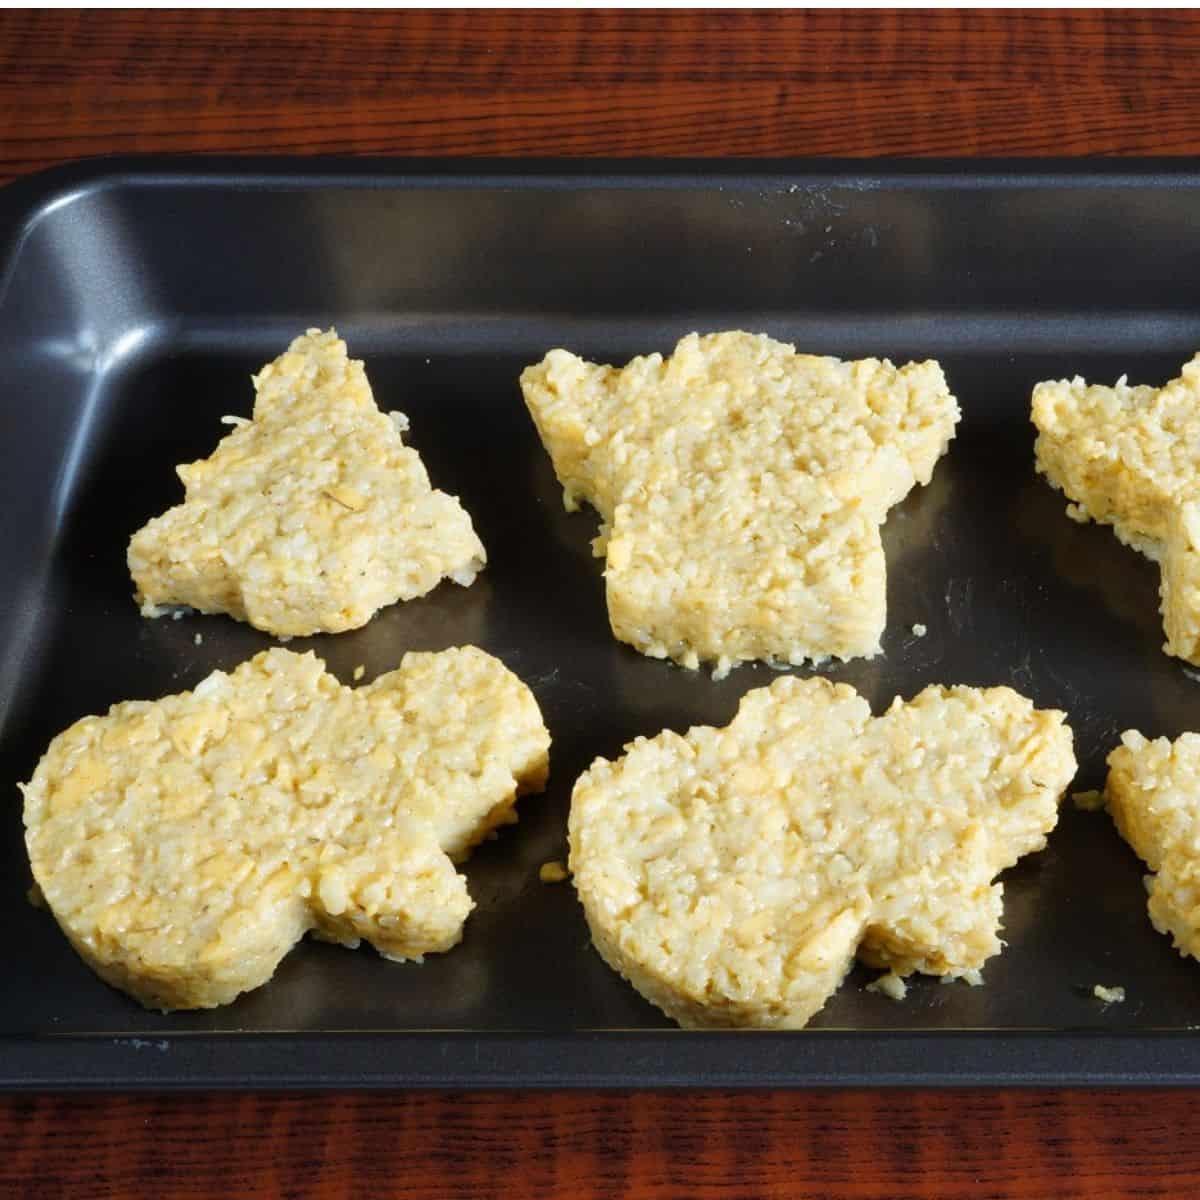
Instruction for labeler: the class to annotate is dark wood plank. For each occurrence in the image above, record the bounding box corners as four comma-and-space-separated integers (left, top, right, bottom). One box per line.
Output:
0, 8, 1199, 184
2, 9, 1199, 1198
1, 1089, 1196, 1199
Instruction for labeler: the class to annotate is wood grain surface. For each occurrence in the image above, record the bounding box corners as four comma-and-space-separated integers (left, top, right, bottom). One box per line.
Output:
1, 1088, 1198, 1200
0, 7, 1199, 181
3, 9, 1200, 1199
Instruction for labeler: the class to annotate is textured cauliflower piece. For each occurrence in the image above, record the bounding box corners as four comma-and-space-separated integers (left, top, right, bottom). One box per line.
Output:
129, 329, 485, 637
569, 675, 1075, 1029
520, 332, 959, 673
1105, 728, 1200, 965
1032, 354, 1200, 664
21, 646, 550, 1011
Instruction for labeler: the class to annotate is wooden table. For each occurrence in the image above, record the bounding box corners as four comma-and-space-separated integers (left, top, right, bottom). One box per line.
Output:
2, 11, 1199, 1198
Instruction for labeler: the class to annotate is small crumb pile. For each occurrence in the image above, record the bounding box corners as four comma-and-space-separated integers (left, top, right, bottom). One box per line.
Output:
867, 972, 908, 1001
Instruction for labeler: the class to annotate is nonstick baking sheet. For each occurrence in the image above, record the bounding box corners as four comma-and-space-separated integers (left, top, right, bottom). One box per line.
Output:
3, 159, 1200, 1087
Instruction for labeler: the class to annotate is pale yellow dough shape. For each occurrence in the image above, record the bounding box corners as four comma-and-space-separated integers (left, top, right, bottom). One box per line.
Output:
129, 328, 485, 637
569, 675, 1075, 1029
1105, 729, 1200, 964
520, 332, 959, 675
1032, 354, 1200, 664
21, 646, 550, 1011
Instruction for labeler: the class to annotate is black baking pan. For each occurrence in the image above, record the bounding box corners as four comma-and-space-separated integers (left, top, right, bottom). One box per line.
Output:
4, 158, 1200, 1089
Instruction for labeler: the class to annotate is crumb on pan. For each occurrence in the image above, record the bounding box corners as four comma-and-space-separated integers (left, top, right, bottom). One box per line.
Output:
538, 860, 569, 884
866, 972, 908, 1001
1093, 984, 1126, 1004
940, 969, 984, 987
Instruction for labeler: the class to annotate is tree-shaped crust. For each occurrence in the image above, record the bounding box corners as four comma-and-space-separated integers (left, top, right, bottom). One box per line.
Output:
1033, 354, 1200, 664
129, 329, 485, 637
521, 332, 959, 676
569, 676, 1075, 1029
21, 647, 550, 1011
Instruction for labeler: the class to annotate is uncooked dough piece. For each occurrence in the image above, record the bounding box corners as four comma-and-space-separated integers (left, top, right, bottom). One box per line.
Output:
21, 646, 550, 1011
129, 328, 485, 637
569, 675, 1075, 1029
520, 332, 959, 676
1105, 729, 1200, 964
1032, 354, 1200, 664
